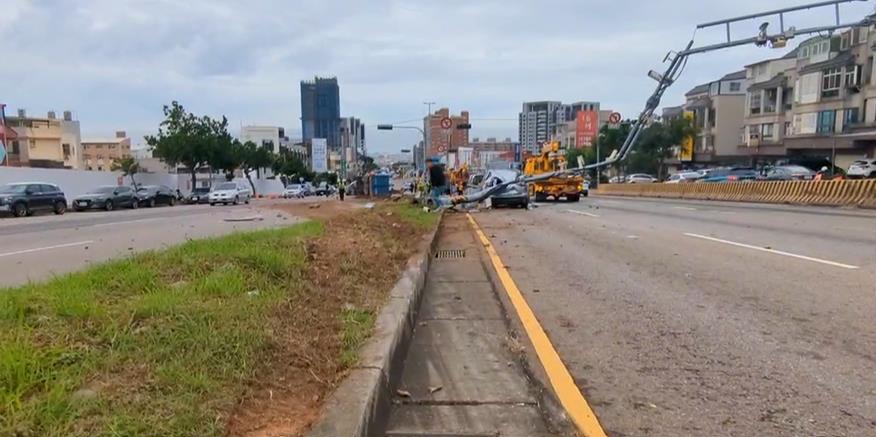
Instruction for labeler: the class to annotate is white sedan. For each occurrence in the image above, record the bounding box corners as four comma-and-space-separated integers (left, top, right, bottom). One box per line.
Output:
283, 184, 306, 198
627, 174, 657, 184
209, 182, 252, 206
665, 171, 703, 183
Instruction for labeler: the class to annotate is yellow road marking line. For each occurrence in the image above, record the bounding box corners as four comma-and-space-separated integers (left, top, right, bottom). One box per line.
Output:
467, 214, 608, 437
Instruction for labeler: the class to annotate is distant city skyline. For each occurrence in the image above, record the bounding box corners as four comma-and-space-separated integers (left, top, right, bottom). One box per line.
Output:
2, 0, 873, 154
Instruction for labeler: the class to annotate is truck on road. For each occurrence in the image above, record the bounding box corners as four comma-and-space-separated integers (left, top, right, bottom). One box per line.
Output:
523, 141, 585, 202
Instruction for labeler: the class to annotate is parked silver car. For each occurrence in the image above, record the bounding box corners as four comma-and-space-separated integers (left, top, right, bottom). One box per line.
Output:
627, 174, 657, 184
209, 182, 252, 206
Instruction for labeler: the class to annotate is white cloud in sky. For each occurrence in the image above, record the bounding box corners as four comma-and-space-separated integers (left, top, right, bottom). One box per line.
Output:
1, 0, 872, 152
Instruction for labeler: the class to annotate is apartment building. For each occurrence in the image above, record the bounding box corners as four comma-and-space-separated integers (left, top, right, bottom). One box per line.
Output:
684, 71, 749, 164
82, 131, 132, 171
3, 110, 82, 169
339, 117, 365, 177
783, 28, 876, 167
740, 47, 799, 161
241, 125, 284, 154
424, 108, 470, 158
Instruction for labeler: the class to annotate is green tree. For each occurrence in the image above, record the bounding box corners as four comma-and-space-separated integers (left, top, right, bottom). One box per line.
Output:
235, 141, 275, 196
272, 149, 312, 183
211, 139, 245, 182
146, 101, 228, 191
360, 155, 378, 173
626, 116, 698, 180
111, 156, 140, 189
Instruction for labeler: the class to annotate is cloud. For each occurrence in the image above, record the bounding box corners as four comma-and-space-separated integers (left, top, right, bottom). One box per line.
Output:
1, 0, 872, 152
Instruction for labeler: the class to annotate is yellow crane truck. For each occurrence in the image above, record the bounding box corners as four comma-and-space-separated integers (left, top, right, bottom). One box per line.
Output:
523, 141, 585, 202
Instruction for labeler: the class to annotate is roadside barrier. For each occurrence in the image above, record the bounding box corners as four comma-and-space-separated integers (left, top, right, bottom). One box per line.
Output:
596, 179, 876, 208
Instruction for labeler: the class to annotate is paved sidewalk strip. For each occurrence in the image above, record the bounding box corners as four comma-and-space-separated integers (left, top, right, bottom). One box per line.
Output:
385, 214, 558, 437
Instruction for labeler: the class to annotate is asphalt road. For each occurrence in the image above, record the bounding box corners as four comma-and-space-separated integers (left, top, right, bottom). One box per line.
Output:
0, 202, 299, 288
472, 197, 876, 437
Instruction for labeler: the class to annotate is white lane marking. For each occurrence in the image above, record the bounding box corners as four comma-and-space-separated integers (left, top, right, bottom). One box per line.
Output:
89, 217, 165, 228
673, 206, 698, 211
0, 240, 94, 258
567, 209, 600, 218
683, 233, 860, 270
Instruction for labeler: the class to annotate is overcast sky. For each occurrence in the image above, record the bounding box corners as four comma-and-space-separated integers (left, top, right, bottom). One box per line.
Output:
2, 0, 873, 153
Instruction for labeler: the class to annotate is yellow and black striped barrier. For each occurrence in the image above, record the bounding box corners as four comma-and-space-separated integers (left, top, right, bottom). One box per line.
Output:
596, 180, 876, 208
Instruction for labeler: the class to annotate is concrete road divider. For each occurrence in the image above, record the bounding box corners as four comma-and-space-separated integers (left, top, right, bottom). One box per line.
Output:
597, 180, 876, 208
307, 214, 441, 437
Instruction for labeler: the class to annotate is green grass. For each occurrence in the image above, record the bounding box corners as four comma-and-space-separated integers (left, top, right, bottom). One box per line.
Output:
0, 221, 323, 437
339, 308, 375, 368
389, 202, 440, 230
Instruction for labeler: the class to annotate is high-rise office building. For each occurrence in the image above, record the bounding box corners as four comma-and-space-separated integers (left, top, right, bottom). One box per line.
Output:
300, 76, 341, 148
518, 101, 600, 154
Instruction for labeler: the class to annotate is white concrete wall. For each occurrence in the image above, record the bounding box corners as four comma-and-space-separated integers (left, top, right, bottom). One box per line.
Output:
0, 167, 284, 200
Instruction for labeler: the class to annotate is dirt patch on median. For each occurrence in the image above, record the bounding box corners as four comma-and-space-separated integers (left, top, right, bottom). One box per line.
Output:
226, 202, 435, 437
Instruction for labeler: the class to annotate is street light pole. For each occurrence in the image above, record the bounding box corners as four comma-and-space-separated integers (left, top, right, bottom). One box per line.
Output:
377, 124, 427, 171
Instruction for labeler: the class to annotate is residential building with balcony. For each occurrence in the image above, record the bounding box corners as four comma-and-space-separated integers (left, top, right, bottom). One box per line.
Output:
4, 110, 81, 169
82, 131, 132, 171
782, 28, 876, 168
741, 47, 800, 162
672, 70, 748, 166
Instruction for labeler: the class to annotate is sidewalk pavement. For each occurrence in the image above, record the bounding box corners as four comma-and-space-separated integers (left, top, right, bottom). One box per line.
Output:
384, 214, 560, 437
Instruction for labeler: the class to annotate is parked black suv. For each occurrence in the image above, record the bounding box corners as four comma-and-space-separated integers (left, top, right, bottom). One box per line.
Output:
73, 185, 138, 211
136, 185, 177, 208
0, 183, 68, 217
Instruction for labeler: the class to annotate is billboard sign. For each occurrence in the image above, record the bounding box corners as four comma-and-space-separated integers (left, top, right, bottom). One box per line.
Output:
311, 138, 328, 173
576, 110, 598, 148
680, 111, 694, 161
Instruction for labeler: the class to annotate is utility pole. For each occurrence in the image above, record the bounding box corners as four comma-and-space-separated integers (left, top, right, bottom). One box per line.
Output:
0, 103, 7, 166
450, 0, 874, 206
423, 102, 435, 170
584, 0, 873, 172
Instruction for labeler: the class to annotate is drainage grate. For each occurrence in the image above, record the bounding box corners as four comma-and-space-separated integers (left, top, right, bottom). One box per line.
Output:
435, 249, 466, 259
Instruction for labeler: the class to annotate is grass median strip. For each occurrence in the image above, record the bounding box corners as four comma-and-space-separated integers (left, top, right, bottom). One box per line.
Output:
0, 202, 437, 437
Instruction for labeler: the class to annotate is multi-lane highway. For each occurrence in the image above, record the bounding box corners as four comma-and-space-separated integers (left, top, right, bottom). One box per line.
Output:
473, 196, 875, 436
0, 202, 298, 288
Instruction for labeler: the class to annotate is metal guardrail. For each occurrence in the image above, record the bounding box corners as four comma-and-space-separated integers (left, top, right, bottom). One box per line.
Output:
596, 180, 876, 208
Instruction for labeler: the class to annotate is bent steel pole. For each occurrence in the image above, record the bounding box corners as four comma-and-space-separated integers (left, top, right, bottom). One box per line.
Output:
452, 0, 873, 206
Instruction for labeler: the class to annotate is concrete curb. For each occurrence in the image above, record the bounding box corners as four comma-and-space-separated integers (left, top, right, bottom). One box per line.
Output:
307, 213, 442, 437
466, 214, 578, 436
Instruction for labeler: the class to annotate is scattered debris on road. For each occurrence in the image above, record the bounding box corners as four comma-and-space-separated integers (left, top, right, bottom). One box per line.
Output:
223, 216, 265, 222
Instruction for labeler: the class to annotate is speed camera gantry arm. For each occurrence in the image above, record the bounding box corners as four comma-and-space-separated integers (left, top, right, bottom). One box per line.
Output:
453, 0, 874, 206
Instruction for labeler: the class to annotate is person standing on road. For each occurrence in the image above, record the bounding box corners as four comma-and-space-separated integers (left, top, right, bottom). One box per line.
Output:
427, 158, 447, 208
338, 179, 346, 201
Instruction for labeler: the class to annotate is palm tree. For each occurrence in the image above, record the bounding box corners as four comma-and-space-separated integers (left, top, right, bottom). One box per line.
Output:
112, 156, 140, 189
